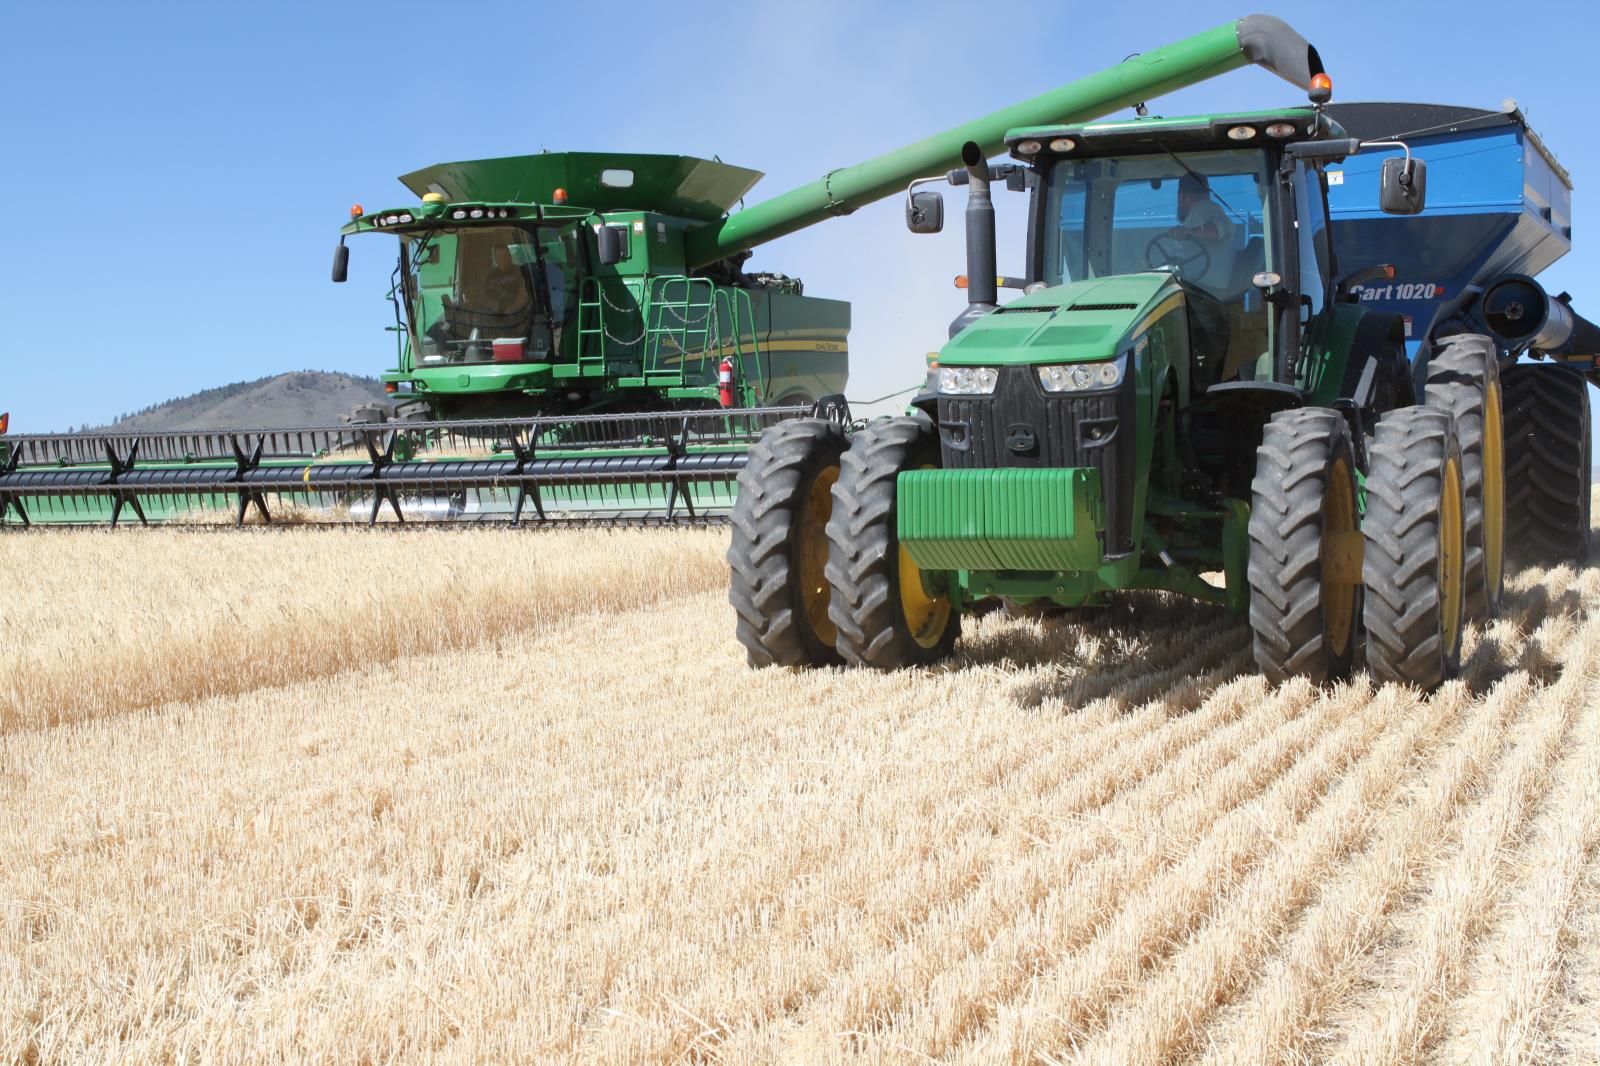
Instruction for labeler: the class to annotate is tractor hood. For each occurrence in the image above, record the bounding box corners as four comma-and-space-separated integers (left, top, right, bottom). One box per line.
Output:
938, 274, 1179, 366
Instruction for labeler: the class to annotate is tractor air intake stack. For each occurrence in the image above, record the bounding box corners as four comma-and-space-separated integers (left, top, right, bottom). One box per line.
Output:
950, 141, 999, 338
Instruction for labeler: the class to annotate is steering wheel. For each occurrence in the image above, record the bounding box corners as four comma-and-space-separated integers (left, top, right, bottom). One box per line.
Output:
1145, 231, 1211, 278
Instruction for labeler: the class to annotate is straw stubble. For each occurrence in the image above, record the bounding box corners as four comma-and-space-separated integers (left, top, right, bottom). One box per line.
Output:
2, 497, 1598, 1063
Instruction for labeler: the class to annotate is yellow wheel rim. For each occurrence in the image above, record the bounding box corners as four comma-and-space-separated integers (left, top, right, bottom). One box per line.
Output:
1321, 456, 1359, 657
897, 459, 952, 650
897, 544, 952, 649
1440, 455, 1465, 654
1482, 380, 1505, 598
799, 465, 839, 647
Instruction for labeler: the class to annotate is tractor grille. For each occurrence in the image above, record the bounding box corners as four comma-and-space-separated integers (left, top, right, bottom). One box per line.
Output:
936, 365, 1136, 556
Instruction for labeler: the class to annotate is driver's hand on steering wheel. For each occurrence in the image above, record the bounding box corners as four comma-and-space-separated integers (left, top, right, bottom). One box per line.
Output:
1164, 225, 1190, 239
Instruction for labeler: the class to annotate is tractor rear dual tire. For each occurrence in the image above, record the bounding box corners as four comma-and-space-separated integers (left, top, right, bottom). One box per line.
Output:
1424, 334, 1506, 619
728, 418, 849, 667
1501, 362, 1592, 564
1363, 406, 1466, 690
1247, 408, 1362, 685
825, 418, 960, 669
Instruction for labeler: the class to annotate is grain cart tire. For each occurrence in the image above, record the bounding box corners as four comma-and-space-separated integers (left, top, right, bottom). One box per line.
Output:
728, 418, 850, 667
1424, 334, 1505, 618
826, 417, 960, 668
1501, 362, 1592, 564
1363, 407, 1466, 689
1247, 408, 1362, 685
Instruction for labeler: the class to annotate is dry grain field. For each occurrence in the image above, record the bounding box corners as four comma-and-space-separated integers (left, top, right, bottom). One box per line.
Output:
3, 498, 1600, 1064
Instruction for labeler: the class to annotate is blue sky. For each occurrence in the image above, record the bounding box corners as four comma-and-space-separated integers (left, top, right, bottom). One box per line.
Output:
4, 0, 1598, 441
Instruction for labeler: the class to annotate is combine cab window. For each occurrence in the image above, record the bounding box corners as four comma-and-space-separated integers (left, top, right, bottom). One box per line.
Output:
401, 224, 582, 366
1043, 148, 1276, 383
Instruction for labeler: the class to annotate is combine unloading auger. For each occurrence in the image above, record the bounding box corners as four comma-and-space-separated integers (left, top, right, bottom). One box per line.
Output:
4, 15, 1327, 529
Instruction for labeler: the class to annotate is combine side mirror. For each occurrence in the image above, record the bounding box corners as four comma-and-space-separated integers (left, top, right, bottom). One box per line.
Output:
1379, 156, 1427, 215
596, 224, 627, 266
906, 190, 944, 234
331, 242, 349, 283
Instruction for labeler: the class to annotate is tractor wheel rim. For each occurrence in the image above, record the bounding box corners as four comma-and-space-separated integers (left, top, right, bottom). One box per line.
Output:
1441, 454, 1465, 656
799, 465, 839, 647
897, 544, 952, 649
1322, 456, 1359, 658
1483, 380, 1506, 598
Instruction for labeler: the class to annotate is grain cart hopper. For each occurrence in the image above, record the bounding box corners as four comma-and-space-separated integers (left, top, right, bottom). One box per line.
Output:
734, 34, 1547, 689
1323, 102, 1596, 565
0, 15, 1325, 529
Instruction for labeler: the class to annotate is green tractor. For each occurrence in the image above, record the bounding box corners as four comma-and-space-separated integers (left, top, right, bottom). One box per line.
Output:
732, 72, 1504, 689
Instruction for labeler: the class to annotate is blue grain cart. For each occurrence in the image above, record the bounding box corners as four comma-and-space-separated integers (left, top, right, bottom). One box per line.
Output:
1326, 101, 1596, 562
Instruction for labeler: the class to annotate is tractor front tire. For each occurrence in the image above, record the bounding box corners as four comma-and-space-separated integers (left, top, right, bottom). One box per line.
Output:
728, 418, 849, 667
826, 418, 960, 669
1502, 362, 1592, 564
1363, 407, 1466, 689
1425, 333, 1505, 618
1247, 408, 1362, 685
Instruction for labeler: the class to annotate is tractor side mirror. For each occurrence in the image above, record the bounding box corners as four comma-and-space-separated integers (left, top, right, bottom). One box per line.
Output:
331, 242, 349, 283
596, 224, 627, 266
906, 190, 944, 234
1379, 157, 1427, 215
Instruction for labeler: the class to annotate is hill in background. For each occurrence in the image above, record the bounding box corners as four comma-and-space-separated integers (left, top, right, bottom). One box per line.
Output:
85, 372, 391, 432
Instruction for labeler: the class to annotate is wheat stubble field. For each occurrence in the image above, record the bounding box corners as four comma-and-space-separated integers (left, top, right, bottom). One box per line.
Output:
3, 501, 1599, 1064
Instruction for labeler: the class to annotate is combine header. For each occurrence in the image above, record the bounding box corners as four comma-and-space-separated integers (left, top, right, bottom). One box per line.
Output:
3, 15, 1325, 528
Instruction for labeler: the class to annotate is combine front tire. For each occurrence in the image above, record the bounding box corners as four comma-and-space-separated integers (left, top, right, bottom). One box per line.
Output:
1363, 407, 1466, 689
728, 418, 849, 667
1501, 362, 1592, 563
825, 418, 960, 669
1246, 408, 1362, 685
1425, 334, 1506, 617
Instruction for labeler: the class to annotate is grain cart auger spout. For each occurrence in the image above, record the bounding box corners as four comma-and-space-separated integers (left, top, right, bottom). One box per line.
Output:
3, 15, 1323, 530
735, 24, 1588, 691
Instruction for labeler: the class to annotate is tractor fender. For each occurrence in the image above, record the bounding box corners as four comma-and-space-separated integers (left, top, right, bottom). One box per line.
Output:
1341, 310, 1414, 413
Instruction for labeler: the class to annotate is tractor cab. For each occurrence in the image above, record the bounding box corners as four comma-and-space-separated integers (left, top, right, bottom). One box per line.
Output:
1003, 108, 1348, 394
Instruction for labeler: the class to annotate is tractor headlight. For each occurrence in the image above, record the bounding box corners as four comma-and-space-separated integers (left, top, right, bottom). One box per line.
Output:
1037, 356, 1125, 393
937, 366, 999, 394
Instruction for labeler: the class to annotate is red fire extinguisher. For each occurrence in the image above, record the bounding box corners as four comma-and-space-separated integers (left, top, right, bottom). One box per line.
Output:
718, 357, 736, 408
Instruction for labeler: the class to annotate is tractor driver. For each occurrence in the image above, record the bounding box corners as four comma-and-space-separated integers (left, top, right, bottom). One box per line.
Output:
1167, 173, 1237, 298
1165, 173, 1240, 385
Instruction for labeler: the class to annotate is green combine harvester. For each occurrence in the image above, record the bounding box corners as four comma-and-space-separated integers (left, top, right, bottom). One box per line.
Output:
0, 14, 1323, 528
730, 19, 1597, 689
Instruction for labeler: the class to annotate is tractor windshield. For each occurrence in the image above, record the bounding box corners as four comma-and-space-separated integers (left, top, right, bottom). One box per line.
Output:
400, 223, 583, 366
1042, 148, 1276, 381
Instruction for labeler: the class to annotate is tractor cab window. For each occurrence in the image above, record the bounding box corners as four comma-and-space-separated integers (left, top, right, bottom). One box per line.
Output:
400, 223, 582, 366
1292, 161, 1332, 319
1042, 149, 1276, 384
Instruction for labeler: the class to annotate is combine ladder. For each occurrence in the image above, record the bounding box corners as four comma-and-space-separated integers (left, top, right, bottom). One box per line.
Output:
643, 277, 763, 399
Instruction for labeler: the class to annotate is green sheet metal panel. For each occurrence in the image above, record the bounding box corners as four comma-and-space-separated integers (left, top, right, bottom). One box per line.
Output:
398, 153, 762, 221
897, 467, 1105, 572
